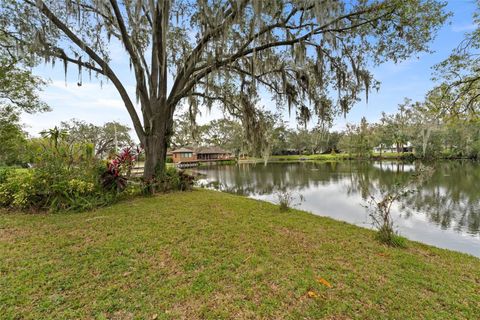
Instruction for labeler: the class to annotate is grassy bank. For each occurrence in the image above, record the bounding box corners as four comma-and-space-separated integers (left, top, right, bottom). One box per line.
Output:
244, 152, 479, 163
1, 190, 479, 319
242, 152, 415, 163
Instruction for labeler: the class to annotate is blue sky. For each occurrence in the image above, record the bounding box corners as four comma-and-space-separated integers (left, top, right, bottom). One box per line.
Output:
22, 1, 477, 139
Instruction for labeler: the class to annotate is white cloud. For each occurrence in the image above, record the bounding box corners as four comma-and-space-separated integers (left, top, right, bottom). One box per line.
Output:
22, 79, 140, 139
452, 23, 477, 33
45, 80, 131, 110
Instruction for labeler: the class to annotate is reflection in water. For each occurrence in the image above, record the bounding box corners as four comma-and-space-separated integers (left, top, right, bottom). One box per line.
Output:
195, 161, 480, 257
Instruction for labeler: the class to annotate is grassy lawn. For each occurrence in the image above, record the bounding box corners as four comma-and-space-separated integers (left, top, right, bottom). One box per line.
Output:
244, 152, 415, 163
242, 154, 353, 163
1, 190, 479, 319
268, 154, 352, 161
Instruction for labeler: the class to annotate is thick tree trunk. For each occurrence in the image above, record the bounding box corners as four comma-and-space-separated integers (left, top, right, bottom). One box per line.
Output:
142, 108, 173, 185
143, 133, 166, 181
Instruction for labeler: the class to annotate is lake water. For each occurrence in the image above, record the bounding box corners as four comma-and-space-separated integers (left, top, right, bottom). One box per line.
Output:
195, 161, 480, 257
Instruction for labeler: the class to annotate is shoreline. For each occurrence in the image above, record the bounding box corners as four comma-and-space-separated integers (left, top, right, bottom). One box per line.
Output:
1, 189, 478, 319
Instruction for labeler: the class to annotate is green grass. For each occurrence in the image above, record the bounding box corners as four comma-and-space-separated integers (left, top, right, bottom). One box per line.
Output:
371, 152, 415, 159
245, 152, 415, 163
1, 190, 479, 319
251, 153, 353, 162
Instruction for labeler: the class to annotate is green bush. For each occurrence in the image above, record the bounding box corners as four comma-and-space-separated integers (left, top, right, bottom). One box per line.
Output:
0, 135, 130, 212
0, 165, 119, 212
376, 227, 407, 248
160, 167, 194, 192
0, 169, 35, 209
143, 167, 194, 194
0, 132, 191, 211
469, 140, 480, 159
0, 167, 12, 183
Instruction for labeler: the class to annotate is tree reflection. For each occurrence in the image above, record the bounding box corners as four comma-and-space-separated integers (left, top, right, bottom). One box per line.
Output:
197, 161, 480, 235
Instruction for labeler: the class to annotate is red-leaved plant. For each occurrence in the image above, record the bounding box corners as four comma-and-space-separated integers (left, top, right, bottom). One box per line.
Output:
101, 146, 143, 192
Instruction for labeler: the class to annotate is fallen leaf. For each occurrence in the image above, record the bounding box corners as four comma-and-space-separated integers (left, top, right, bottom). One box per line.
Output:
316, 277, 333, 288
307, 290, 318, 298
151, 314, 158, 320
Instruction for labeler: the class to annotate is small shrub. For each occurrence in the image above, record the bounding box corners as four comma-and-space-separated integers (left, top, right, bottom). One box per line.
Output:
0, 134, 143, 212
0, 167, 12, 183
0, 165, 119, 212
363, 164, 434, 247
101, 146, 142, 192
276, 189, 304, 212
376, 230, 407, 248
177, 170, 195, 191
0, 169, 35, 209
142, 167, 195, 194
402, 152, 416, 162
364, 185, 411, 246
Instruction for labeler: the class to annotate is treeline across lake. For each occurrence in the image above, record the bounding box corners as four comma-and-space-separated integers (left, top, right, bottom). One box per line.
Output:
171, 97, 480, 161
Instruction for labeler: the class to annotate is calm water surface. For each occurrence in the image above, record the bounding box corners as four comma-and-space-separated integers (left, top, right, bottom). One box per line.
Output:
195, 161, 480, 257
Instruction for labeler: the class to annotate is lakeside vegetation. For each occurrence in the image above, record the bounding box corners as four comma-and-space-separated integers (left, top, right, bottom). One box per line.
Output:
171, 100, 480, 164
244, 150, 479, 163
1, 189, 479, 319
244, 152, 416, 162
1, 1, 480, 318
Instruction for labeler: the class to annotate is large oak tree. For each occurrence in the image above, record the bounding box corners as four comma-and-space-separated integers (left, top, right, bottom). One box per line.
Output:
434, 4, 480, 119
0, 0, 447, 181
0, 34, 49, 165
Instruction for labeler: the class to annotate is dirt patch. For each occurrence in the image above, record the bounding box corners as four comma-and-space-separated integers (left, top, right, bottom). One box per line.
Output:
0, 227, 30, 242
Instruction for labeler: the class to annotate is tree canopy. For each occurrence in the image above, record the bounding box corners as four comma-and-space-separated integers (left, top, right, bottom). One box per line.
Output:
434, 3, 480, 119
0, 106, 28, 165
0, 59, 49, 113
0, 34, 49, 165
0, 0, 449, 180
59, 119, 133, 158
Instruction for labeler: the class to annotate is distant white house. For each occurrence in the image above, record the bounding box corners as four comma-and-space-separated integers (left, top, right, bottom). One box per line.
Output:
373, 142, 414, 153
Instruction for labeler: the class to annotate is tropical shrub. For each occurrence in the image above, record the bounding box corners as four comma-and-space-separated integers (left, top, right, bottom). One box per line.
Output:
0, 167, 11, 183
0, 169, 35, 209
0, 127, 194, 211
101, 146, 142, 192
0, 131, 142, 212
0, 160, 116, 212
175, 170, 195, 191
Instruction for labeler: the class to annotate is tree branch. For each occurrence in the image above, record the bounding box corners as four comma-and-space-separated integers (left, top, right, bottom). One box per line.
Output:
168, 0, 247, 105
109, 0, 152, 118
27, 0, 145, 142
174, 4, 391, 103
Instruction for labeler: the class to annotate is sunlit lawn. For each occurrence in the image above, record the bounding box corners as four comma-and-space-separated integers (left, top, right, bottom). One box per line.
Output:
1, 189, 479, 319
261, 152, 414, 162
